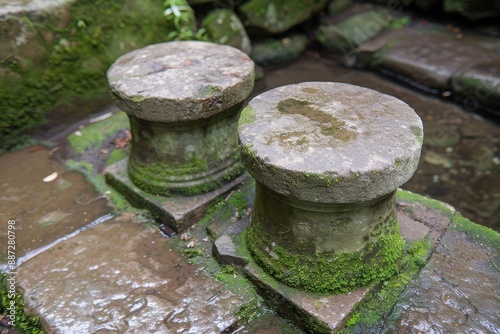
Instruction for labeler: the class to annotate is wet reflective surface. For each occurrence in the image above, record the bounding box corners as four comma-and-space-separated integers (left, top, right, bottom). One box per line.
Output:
0, 146, 112, 269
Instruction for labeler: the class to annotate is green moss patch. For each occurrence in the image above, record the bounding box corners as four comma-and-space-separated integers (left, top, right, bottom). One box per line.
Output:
67, 112, 129, 154
341, 238, 432, 333
246, 220, 404, 294
0, 274, 45, 333
0, 0, 169, 152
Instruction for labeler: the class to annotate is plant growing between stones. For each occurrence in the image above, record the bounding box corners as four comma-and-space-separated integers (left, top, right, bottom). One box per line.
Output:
163, 0, 209, 41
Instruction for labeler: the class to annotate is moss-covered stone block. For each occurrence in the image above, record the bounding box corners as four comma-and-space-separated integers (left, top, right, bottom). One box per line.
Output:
239, 0, 329, 35
250, 34, 307, 67
202, 9, 251, 54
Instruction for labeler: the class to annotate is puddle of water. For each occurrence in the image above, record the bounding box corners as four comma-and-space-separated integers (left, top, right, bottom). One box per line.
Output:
0, 146, 112, 268
258, 52, 500, 231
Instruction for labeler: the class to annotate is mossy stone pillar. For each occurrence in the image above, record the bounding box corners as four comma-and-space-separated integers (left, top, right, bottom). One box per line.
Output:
107, 41, 254, 196
238, 82, 423, 293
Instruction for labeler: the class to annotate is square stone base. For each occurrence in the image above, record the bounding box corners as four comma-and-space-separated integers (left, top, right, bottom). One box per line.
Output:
213, 194, 450, 333
105, 159, 247, 233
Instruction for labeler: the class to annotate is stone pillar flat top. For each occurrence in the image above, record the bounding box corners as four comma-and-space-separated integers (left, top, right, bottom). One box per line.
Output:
239, 82, 423, 203
107, 41, 254, 122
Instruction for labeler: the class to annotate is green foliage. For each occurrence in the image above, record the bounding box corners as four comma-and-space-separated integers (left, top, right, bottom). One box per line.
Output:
163, 0, 209, 41
0, 274, 45, 333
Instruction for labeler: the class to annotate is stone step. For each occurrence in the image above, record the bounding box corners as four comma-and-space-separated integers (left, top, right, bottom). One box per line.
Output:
356, 27, 500, 113
16, 213, 251, 333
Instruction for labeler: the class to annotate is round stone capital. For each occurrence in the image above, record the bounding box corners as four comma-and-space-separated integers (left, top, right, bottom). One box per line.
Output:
107, 41, 254, 122
239, 82, 423, 204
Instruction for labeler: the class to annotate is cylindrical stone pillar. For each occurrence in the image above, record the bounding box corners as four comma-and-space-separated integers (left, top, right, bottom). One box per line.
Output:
107, 41, 254, 196
238, 82, 423, 293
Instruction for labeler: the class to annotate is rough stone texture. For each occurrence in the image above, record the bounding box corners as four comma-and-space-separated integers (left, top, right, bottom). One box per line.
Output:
452, 54, 500, 112
213, 190, 454, 333
239, 82, 423, 204
250, 34, 308, 67
239, 82, 423, 292
105, 159, 247, 233
316, 10, 392, 53
107, 41, 254, 123
357, 28, 491, 91
107, 41, 255, 196
16, 214, 248, 333
383, 219, 500, 333
202, 9, 251, 55
0, 146, 111, 270
238, 0, 329, 35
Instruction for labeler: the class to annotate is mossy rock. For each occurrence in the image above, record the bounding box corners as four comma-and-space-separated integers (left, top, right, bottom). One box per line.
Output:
250, 34, 307, 67
202, 9, 252, 54
316, 10, 391, 54
443, 0, 500, 20
0, 0, 170, 152
239, 0, 329, 35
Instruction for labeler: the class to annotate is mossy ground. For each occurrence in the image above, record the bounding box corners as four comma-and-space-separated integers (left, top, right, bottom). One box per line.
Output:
0, 274, 45, 333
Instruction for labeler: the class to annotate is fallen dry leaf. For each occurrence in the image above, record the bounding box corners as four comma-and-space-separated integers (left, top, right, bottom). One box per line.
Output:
43, 172, 58, 182
186, 241, 196, 248
180, 233, 190, 241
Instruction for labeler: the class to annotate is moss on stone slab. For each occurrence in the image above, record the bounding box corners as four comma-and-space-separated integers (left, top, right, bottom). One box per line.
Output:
340, 237, 432, 333
246, 218, 404, 294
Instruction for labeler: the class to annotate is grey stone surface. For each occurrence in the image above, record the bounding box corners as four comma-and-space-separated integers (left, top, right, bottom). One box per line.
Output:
105, 159, 247, 233
383, 220, 500, 334
0, 0, 72, 17
107, 41, 254, 123
17, 213, 247, 334
239, 82, 423, 204
357, 28, 491, 91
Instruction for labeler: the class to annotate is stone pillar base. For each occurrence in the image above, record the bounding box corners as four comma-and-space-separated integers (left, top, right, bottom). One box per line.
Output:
212, 191, 449, 333
105, 159, 247, 233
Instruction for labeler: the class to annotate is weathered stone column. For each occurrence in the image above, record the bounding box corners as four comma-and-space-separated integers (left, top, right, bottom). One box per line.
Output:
107, 41, 254, 196
238, 82, 423, 293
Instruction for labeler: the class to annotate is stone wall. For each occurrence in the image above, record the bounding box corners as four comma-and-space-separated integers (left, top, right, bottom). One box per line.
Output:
0, 0, 169, 152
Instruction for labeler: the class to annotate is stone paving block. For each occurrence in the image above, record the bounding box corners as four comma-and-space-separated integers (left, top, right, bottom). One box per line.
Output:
105, 158, 247, 233
0, 147, 111, 271
452, 54, 500, 112
383, 218, 500, 333
16, 214, 248, 334
357, 28, 492, 92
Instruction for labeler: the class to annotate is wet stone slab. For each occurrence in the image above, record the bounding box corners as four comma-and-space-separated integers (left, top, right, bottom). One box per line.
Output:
383, 219, 500, 333
0, 146, 111, 270
105, 159, 247, 233
357, 28, 491, 91
16, 213, 247, 333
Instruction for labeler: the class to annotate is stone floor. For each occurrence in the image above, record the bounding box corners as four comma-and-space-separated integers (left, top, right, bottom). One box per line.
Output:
1, 8, 500, 332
